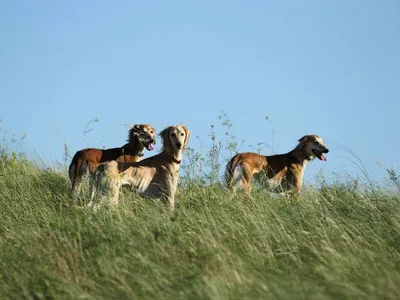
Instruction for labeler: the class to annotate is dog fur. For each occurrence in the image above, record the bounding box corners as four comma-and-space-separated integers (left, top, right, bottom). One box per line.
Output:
225, 134, 329, 194
89, 124, 190, 214
69, 124, 156, 193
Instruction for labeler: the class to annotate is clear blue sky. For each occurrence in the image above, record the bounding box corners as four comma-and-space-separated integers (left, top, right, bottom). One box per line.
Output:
1, 0, 399, 184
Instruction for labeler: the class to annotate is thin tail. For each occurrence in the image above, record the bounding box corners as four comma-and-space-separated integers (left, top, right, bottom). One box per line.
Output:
225, 156, 240, 189
69, 151, 82, 191
225, 158, 233, 188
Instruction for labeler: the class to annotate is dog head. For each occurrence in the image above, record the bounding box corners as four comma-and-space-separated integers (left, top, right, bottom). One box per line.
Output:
128, 124, 157, 151
160, 124, 190, 155
298, 134, 329, 161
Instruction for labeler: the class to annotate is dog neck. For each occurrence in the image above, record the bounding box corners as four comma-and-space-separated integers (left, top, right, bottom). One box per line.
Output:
134, 150, 145, 158
168, 154, 181, 164
298, 149, 311, 162
162, 147, 183, 165
122, 143, 145, 157
292, 144, 313, 165
131, 143, 145, 157
131, 134, 149, 155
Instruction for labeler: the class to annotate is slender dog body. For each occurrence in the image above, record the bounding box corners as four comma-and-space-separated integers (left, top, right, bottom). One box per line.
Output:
89, 125, 190, 214
226, 134, 329, 193
69, 124, 156, 193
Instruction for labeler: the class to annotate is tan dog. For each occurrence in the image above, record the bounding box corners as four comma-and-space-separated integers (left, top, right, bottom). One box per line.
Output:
69, 124, 156, 193
89, 125, 190, 214
226, 134, 329, 194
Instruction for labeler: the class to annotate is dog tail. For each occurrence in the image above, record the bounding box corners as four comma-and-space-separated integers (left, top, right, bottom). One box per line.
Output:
225, 155, 242, 190
69, 150, 82, 191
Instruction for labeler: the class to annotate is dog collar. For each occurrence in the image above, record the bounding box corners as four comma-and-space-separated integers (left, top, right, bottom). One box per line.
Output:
127, 151, 144, 157
169, 155, 181, 164
299, 150, 311, 161
121, 144, 144, 157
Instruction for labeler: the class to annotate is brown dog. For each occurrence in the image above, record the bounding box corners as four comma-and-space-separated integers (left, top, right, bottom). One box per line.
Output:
89, 125, 190, 215
69, 124, 156, 193
225, 134, 329, 194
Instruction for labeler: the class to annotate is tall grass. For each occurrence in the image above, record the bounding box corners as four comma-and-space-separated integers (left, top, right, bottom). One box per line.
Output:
1, 117, 400, 299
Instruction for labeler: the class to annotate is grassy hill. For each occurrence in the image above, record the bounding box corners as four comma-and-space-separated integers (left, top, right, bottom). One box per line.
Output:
1, 152, 400, 299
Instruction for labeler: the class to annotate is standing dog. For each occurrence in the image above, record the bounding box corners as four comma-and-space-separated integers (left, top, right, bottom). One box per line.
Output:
69, 124, 156, 193
89, 125, 190, 215
226, 134, 329, 194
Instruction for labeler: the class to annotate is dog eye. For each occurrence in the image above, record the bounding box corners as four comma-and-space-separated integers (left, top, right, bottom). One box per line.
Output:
150, 131, 153, 134
171, 133, 176, 137
180, 133, 184, 136
315, 141, 320, 145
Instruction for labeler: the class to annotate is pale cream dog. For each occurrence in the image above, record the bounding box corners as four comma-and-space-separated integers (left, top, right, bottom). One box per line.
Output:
89, 125, 190, 214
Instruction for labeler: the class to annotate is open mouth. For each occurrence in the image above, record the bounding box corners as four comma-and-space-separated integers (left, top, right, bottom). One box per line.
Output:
141, 137, 155, 151
145, 143, 155, 151
138, 133, 156, 151
312, 149, 327, 161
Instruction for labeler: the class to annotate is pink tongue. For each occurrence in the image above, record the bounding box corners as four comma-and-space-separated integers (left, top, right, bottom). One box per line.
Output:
147, 144, 154, 151
321, 154, 327, 161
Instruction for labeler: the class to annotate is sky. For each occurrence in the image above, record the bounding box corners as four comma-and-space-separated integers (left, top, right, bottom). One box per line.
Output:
1, 0, 399, 184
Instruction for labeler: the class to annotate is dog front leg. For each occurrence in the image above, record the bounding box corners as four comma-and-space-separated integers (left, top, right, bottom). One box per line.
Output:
293, 175, 303, 195
110, 182, 121, 205
87, 186, 95, 207
168, 196, 175, 217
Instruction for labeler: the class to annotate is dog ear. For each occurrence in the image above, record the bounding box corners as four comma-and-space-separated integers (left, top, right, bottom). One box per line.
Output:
127, 124, 142, 144
298, 135, 310, 144
132, 124, 142, 136
159, 126, 170, 142
180, 125, 190, 151
159, 126, 172, 153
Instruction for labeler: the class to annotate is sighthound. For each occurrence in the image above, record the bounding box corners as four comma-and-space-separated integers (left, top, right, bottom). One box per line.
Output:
89, 125, 190, 215
225, 134, 329, 194
69, 124, 156, 193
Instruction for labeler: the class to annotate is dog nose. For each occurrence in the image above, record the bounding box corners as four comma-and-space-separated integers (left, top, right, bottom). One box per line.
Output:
324, 148, 329, 153
177, 142, 182, 148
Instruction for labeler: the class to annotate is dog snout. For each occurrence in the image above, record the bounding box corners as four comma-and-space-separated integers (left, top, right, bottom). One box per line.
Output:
177, 142, 182, 149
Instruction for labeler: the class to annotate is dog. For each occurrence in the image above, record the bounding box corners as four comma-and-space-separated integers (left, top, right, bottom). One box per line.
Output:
225, 134, 329, 194
89, 124, 190, 215
69, 124, 156, 193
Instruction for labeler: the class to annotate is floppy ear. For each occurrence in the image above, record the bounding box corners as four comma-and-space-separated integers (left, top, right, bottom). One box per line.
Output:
298, 135, 309, 144
132, 124, 142, 136
128, 124, 143, 145
159, 126, 172, 153
181, 125, 190, 151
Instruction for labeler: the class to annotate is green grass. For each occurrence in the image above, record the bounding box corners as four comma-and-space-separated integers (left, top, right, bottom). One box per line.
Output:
1, 156, 400, 299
